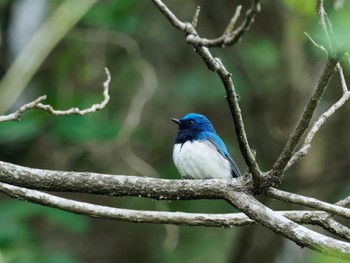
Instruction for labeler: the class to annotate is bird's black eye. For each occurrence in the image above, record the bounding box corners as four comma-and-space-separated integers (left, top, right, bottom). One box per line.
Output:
189, 120, 195, 125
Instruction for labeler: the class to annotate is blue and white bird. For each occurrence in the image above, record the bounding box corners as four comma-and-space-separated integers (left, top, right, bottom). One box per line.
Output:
172, 113, 241, 179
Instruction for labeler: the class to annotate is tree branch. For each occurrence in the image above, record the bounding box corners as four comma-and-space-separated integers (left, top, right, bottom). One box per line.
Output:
265, 188, 350, 220
0, 161, 252, 200
286, 63, 350, 169
1, 181, 348, 232
0, 68, 111, 122
1, 159, 350, 258
0, 0, 98, 114
226, 191, 350, 259
186, 0, 261, 47
269, 0, 345, 182
34, 67, 111, 116
0, 96, 47, 122
269, 58, 338, 182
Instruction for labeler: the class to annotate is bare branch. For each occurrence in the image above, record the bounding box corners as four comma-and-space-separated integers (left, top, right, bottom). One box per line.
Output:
151, 0, 186, 31
316, 0, 334, 54
186, 0, 260, 47
0, 68, 111, 122
269, 58, 338, 181
35, 67, 111, 116
0, 96, 47, 122
265, 188, 350, 220
337, 62, 349, 93
0, 182, 247, 227
336, 196, 350, 207
223, 5, 242, 35
191, 6, 200, 28
0, 160, 252, 200
320, 218, 350, 241
286, 64, 350, 169
226, 191, 350, 259
304, 32, 328, 55
0, 0, 98, 115
1, 181, 349, 232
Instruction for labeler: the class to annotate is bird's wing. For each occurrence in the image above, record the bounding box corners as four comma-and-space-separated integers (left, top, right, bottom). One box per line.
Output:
203, 132, 241, 178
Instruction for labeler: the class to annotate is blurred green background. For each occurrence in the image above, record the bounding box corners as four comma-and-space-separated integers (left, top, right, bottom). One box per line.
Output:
0, 0, 349, 262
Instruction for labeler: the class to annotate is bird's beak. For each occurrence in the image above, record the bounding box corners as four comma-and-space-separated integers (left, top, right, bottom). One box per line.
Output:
171, 118, 181, 125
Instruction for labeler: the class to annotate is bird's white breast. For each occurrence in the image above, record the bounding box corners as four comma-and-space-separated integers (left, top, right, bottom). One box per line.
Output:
173, 140, 232, 179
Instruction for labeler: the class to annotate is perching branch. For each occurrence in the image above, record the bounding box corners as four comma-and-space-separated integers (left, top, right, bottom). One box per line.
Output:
0, 68, 111, 122
1, 161, 350, 259
0, 161, 251, 200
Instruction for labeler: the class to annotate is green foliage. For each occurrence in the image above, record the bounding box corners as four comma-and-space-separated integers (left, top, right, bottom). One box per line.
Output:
306, 251, 350, 263
52, 113, 120, 143
241, 37, 280, 73
174, 69, 223, 102
284, 0, 315, 15
82, 0, 140, 33
0, 200, 88, 263
0, 112, 45, 144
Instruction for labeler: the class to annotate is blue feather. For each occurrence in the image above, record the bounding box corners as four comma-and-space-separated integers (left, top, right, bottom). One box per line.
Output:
172, 113, 241, 179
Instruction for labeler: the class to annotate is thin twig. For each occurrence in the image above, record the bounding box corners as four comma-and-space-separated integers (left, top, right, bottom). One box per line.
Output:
191, 6, 200, 28
0, 68, 111, 122
35, 68, 111, 116
336, 196, 350, 207
0, 96, 47, 122
304, 32, 328, 55
223, 5, 242, 35
186, 0, 260, 47
316, 0, 334, 53
0, 0, 98, 115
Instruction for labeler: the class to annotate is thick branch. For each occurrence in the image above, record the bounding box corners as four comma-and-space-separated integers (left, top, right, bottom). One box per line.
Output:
0, 161, 252, 200
226, 191, 350, 259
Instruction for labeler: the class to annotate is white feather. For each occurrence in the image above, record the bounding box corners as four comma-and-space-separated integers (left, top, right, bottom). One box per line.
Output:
173, 140, 232, 179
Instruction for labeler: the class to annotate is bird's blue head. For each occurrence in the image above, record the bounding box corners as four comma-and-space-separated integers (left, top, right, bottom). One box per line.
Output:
172, 113, 216, 144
